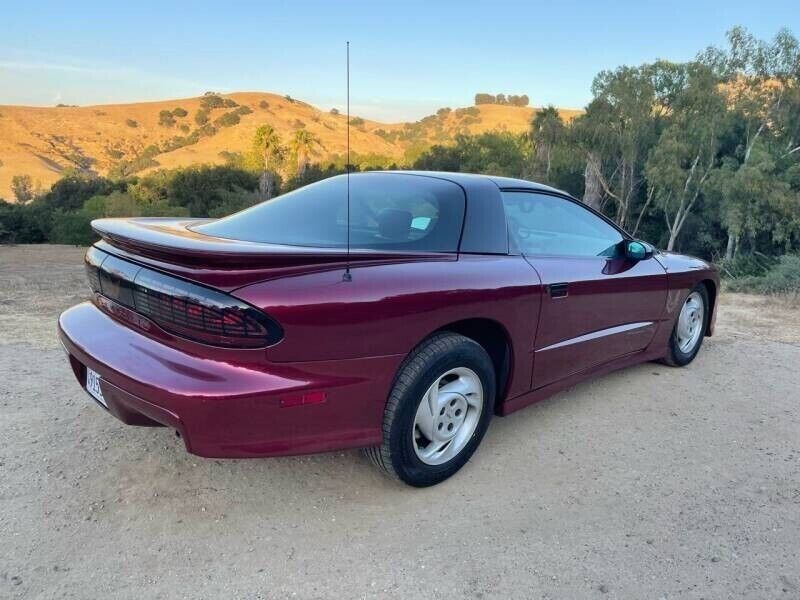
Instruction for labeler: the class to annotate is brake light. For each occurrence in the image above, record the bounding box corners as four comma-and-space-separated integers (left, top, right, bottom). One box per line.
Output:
85, 247, 283, 348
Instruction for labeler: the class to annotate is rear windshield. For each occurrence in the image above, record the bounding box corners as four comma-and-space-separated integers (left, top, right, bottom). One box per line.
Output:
195, 173, 465, 252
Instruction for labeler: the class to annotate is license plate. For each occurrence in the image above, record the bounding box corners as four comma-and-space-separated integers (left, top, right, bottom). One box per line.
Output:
86, 367, 107, 408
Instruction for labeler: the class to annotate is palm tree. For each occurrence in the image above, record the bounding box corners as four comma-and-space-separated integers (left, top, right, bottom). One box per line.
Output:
253, 124, 282, 199
530, 105, 565, 180
290, 129, 320, 176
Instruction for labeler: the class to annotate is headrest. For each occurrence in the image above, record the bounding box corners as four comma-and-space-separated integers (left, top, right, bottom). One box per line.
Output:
377, 208, 412, 241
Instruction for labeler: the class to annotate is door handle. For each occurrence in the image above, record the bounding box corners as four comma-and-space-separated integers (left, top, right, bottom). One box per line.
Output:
548, 282, 569, 298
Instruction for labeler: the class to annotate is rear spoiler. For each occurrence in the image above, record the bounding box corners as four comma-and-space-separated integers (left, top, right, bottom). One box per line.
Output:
92, 217, 449, 269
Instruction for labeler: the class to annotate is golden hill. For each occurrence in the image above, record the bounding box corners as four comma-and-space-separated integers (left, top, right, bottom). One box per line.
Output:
0, 92, 582, 200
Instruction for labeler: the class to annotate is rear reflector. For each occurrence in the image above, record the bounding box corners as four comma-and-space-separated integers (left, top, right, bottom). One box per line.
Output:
85, 246, 282, 348
279, 391, 327, 408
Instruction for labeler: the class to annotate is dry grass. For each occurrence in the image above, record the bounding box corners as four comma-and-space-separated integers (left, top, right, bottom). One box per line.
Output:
0, 93, 583, 199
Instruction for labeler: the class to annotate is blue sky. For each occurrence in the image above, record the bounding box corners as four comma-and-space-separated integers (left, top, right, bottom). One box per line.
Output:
1, 0, 797, 121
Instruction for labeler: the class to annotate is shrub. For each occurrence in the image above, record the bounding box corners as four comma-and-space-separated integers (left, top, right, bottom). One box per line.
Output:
200, 94, 225, 110
195, 123, 217, 137
125, 119, 138, 128
719, 254, 776, 279
222, 98, 239, 108
207, 186, 262, 218
172, 107, 188, 117
161, 136, 191, 152
349, 117, 364, 127
48, 209, 95, 245
329, 108, 340, 115
130, 165, 259, 216
259, 100, 270, 109
158, 110, 176, 127
0, 200, 51, 243
233, 105, 253, 116
455, 107, 480, 118
214, 112, 241, 128
179, 123, 190, 133
726, 255, 800, 294
195, 109, 209, 126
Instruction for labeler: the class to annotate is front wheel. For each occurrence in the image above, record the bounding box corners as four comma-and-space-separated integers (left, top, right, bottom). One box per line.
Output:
365, 332, 495, 487
663, 284, 709, 367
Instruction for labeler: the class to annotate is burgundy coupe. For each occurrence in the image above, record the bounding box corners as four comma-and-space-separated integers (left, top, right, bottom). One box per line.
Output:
59, 171, 718, 486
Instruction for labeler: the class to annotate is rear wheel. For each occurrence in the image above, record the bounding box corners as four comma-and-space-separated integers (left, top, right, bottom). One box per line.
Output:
663, 284, 709, 366
365, 332, 495, 487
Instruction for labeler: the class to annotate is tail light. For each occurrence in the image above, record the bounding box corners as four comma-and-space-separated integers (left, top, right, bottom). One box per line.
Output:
85, 247, 282, 348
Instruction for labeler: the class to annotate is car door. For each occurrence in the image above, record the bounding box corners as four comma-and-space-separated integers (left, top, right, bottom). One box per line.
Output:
502, 190, 667, 389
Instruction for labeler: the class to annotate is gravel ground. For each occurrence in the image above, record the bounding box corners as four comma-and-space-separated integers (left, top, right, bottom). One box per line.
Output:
1, 245, 799, 600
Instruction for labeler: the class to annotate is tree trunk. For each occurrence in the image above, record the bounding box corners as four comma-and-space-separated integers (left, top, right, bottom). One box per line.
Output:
724, 232, 735, 261
582, 152, 603, 211
667, 231, 677, 251
259, 171, 273, 200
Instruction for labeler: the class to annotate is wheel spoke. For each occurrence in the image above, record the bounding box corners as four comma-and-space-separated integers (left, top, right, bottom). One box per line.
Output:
414, 389, 436, 440
438, 376, 470, 398
427, 383, 442, 419
420, 438, 450, 461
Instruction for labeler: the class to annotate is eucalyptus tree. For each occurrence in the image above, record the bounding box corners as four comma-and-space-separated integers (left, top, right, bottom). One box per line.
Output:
644, 63, 729, 251
698, 26, 800, 257
572, 65, 664, 227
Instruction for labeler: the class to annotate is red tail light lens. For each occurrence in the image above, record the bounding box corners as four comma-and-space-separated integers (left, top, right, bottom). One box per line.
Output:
85, 247, 282, 348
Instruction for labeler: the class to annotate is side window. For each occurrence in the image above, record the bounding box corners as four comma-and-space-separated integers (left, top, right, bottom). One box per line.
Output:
502, 191, 624, 257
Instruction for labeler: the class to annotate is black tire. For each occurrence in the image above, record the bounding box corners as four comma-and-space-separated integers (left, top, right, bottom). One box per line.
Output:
365, 332, 495, 487
663, 283, 709, 367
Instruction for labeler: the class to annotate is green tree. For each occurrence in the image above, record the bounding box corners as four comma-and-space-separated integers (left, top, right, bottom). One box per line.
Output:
699, 26, 800, 257
11, 175, 34, 203
644, 63, 729, 250
572, 63, 667, 226
413, 132, 526, 178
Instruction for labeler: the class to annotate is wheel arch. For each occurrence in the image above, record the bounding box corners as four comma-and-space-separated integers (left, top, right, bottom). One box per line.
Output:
699, 278, 717, 336
433, 318, 513, 409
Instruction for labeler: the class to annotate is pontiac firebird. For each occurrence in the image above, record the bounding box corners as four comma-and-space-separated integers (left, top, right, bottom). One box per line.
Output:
58, 171, 718, 487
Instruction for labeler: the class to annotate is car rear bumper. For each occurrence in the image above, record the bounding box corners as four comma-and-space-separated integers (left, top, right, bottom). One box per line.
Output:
58, 302, 401, 457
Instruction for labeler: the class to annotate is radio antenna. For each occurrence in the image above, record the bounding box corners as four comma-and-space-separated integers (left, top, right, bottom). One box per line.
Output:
342, 40, 353, 282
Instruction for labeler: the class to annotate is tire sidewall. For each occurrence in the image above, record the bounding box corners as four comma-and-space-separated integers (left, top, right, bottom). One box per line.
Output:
669, 284, 710, 366
389, 340, 495, 487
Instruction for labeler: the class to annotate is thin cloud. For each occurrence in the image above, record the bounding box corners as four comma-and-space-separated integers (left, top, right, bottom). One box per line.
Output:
0, 60, 124, 75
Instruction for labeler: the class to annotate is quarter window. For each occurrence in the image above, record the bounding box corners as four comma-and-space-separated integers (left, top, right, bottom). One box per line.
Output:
502, 191, 624, 257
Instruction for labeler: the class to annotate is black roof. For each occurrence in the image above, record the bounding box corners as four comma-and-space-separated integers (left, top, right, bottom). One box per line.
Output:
378, 170, 566, 196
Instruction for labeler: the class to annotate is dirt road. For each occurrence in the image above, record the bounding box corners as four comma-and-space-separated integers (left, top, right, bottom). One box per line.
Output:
1, 245, 799, 599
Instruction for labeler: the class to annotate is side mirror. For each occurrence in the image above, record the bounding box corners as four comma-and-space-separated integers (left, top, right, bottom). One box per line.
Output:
625, 240, 654, 261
